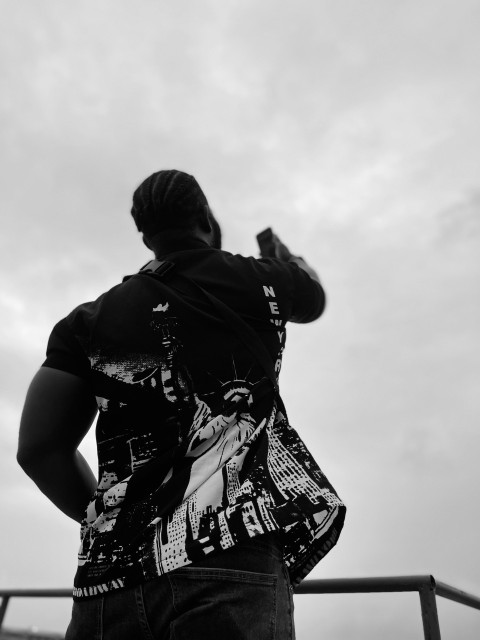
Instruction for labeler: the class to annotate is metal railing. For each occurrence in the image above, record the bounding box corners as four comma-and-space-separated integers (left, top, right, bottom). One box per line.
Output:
1, 575, 480, 639
295, 575, 480, 639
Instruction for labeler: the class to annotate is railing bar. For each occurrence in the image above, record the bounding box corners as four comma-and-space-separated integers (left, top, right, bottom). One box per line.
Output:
419, 586, 441, 640
0, 589, 71, 598
435, 581, 480, 611
0, 596, 11, 631
295, 575, 435, 594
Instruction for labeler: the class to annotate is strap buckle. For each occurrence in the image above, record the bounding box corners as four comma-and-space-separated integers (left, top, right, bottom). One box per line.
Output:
140, 260, 175, 279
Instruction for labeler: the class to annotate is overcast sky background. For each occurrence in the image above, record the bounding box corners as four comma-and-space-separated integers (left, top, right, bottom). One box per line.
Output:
1, 1, 479, 638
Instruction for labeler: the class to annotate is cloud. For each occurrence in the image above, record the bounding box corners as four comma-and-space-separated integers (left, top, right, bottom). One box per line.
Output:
437, 190, 480, 244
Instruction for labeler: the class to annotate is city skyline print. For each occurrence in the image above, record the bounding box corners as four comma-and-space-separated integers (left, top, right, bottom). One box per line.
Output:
71, 286, 344, 599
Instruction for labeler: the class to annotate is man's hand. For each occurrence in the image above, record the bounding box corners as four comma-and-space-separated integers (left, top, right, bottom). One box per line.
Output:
17, 367, 98, 523
257, 227, 293, 260
271, 233, 293, 261
257, 227, 321, 285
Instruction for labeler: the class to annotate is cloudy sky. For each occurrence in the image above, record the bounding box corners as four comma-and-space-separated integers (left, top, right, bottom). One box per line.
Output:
1, 0, 479, 637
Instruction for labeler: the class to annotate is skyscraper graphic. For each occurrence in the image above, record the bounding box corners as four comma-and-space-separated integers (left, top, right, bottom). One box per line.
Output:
241, 501, 264, 537
128, 433, 160, 471
158, 501, 189, 571
225, 459, 242, 505
268, 427, 328, 503
218, 510, 234, 548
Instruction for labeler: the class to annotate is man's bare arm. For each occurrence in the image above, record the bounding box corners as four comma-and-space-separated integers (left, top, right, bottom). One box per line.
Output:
17, 367, 98, 523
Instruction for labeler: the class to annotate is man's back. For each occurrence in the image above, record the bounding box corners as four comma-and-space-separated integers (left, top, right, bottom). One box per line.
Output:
43, 244, 342, 599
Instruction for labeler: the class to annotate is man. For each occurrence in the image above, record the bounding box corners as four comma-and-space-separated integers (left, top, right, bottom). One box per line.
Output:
18, 170, 345, 639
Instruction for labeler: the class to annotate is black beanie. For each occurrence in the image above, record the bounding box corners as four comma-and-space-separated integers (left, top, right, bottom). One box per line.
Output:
131, 170, 209, 235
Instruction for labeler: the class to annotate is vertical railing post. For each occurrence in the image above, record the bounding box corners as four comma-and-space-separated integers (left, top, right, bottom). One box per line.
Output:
0, 595, 10, 631
419, 581, 441, 640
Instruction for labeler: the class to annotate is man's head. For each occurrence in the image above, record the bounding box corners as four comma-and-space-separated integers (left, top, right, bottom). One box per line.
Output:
130, 170, 222, 252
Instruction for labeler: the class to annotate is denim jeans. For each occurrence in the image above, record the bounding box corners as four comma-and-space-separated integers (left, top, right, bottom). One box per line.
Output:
65, 533, 295, 640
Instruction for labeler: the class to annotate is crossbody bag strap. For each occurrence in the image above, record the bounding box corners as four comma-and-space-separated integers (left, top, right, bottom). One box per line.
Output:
139, 259, 282, 402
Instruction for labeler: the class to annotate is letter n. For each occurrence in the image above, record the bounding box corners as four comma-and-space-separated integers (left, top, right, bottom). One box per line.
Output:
263, 285, 275, 297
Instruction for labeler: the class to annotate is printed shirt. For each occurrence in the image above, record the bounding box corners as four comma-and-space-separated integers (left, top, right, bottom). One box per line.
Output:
43, 245, 346, 600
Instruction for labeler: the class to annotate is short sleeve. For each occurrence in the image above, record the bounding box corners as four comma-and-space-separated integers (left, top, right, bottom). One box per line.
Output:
287, 262, 326, 323
42, 317, 91, 379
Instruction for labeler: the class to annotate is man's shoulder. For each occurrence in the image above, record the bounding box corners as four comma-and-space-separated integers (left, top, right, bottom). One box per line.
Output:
214, 251, 295, 277
60, 253, 299, 327
60, 280, 126, 331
